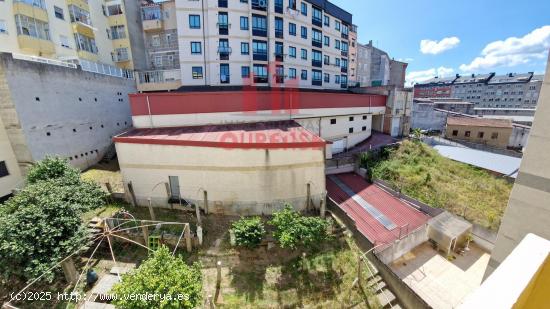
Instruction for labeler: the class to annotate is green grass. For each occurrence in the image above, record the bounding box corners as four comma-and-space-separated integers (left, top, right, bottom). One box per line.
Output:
366, 140, 512, 230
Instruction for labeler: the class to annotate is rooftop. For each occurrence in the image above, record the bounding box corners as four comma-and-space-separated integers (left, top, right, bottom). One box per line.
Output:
326, 173, 430, 246
113, 121, 326, 149
446, 116, 512, 128
488, 72, 533, 84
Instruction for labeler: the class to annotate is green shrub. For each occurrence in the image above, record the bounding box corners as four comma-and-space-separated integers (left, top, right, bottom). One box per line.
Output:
231, 216, 265, 248
26, 156, 80, 185
270, 204, 329, 249
111, 246, 202, 309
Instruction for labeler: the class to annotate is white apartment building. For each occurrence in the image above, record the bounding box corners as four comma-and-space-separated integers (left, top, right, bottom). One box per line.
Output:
175, 0, 352, 89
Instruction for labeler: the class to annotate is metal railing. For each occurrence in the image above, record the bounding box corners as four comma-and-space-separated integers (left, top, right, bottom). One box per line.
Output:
12, 53, 77, 68
137, 69, 181, 84
80, 59, 133, 79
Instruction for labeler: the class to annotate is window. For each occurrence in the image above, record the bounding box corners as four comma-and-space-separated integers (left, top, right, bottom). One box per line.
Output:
15, 15, 51, 40
335, 58, 340, 66
335, 39, 340, 50
289, 46, 296, 58
274, 42, 284, 60
218, 12, 228, 34
330, 119, 336, 124
252, 40, 267, 60
324, 15, 329, 26
275, 0, 283, 13
349, 116, 354, 121
191, 41, 201, 54
220, 64, 230, 83
241, 42, 250, 55
465, 131, 471, 137
362, 126, 367, 131
218, 39, 230, 59
283, 25, 294, 39
301, 48, 307, 60
275, 17, 283, 38
300, 2, 307, 15
301, 26, 307, 39
113, 47, 128, 61
59, 35, 70, 48
74, 33, 97, 54
324, 73, 329, 83
312, 50, 321, 67
491, 132, 499, 139
189, 15, 200, 29
478, 132, 484, 138
324, 35, 330, 46
69, 5, 91, 25
191, 66, 203, 79
312, 29, 322, 46
252, 14, 267, 36
288, 68, 297, 79
241, 66, 250, 78
312, 7, 322, 24
0, 20, 6, 34
452, 130, 458, 136
301, 69, 307, 80
54, 6, 64, 20
107, 4, 123, 16
0, 161, 9, 178
348, 127, 353, 133
240, 16, 249, 30
362, 115, 367, 120
253, 64, 268, 83
323, 55, 329, 65
312, 70, 322, 84
288, 0, 297, 10
335, 75, 340, 84
335, 20, 340, 31
110, 25, 126, 39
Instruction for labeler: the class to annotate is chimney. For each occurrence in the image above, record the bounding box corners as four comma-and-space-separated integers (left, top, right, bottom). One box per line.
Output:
368, 40, 373, 47
508, 73, 513, 77
456, 74, 460, 78
471, 73, 475, 78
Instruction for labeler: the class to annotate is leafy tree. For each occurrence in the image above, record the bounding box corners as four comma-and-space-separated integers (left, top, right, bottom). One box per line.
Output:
270, 204, 329, 249
26, 156, 80, 185
111, 246, 203, 309
0, 157, 105, 281
231, 217, 265, 248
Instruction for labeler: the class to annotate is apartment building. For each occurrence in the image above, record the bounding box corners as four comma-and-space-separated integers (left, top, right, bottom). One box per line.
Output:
348, 23, 357, 86
445, 117, 513, 149
0, 0, 146, 71
413, 76, 456, 98
355, 40, 407, 88
136, 0, 182, 91
174, 0, 352, 89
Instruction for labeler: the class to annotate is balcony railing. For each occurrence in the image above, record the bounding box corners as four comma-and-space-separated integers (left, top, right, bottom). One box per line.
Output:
312, 39, 322, 48
253, 52, 268, 61
275, 3, 283, 13
274, 52, 285, 62
312, 17, 322, 27
274, 74, 285, 83
341, 51, 348, 57
217, 46, 232, 60
312, 79, 322, 86
275, 29, 283, 38
341, 33, 348, 39
217, 23, 230, 35
252, 27, 267, 37
254, 75, 268, 83
14, 0, 46, 10
341, 67, 348, 73
312, 59, 322, 68
218, 0, 228, 8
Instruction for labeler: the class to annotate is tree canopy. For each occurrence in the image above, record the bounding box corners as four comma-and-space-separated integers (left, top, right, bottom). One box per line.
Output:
0, 157, 106, 281
110, 246, 203, 309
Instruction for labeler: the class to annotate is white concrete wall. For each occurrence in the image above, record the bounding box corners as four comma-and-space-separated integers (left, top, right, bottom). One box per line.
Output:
0, 53, 135, 171
0, 114, 22, 199
509, 125, 530, 149
116, 142, 326, 215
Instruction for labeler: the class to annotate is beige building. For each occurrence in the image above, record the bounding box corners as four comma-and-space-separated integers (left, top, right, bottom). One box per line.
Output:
0, 113, 22, 201
136, 0, 181, 92
486, 54, 550, 277
445, 116, 513, 148
0, 0, 145, 72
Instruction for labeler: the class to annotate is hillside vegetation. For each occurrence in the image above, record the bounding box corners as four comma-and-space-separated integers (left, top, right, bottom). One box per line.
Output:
363, 141, 512, 230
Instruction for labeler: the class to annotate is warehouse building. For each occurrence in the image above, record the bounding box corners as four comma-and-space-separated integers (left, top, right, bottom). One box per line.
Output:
114, 89, 386, 214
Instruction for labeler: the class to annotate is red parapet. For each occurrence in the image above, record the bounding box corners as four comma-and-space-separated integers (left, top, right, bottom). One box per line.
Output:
128, 90, 387, 116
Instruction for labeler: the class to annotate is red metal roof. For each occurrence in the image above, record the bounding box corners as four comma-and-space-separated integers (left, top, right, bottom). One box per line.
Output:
114, 121, 326, 149
129, 90, 386, 116
326, 173, 430, 246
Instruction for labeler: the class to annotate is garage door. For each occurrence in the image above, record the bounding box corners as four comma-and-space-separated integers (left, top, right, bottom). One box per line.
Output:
331, 139, 346, 154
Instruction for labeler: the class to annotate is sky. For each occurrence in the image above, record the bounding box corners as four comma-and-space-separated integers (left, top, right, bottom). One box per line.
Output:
330, 0, 550, 86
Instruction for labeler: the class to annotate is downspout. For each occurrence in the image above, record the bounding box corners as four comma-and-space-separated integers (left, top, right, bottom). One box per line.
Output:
201, 0, 208, 86
146, 95, 153, 128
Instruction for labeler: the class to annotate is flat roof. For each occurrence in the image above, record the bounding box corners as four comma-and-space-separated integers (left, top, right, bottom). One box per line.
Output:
447, 116, 512, 128
113, 120, 326, 149
326, 173, 430, 246
433, 145, 521, 178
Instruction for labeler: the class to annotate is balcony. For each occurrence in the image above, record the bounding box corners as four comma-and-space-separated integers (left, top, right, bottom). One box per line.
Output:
312, 79, 322, 86
341, 33, 348, 40
13, 0, 48, 22
253, 52, 268, 61
274, 52, 285, 62
17, 35, 55, 56
217, 46, 232, 60
275, 3, 283, 13
252, 27, 267, 37
136, 69, 181, 92
274, 74, 285, 84
254, 75, 268, 83
312, 39, 322, 48
312, 18, 322, 28
220, 74, 230, 84
217, 23, 230, 35
275, 29, 283, 39
341, 51, 348, 57
312, 59, 322, 68
341, 67, 348, 73
251, 0, 268, 11
143, 19, 162, 32
72, 22, 95, 38
218, 0, 228, 7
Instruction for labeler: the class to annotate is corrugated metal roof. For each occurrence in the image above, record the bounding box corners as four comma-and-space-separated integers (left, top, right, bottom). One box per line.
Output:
326, 173, 430, 246
447, 116, 513, 128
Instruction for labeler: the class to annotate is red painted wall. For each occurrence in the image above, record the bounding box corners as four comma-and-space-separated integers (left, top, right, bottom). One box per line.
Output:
129, 90, 387, 116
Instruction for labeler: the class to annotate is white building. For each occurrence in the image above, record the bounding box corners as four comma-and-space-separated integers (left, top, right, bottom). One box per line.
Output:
174, 0, 352, 89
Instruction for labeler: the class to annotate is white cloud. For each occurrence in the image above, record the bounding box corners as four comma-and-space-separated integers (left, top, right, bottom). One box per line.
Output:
397, 57, 414, 62
405, 66, 454, 86
460, 25, 550, 72
420, 37, 460, 55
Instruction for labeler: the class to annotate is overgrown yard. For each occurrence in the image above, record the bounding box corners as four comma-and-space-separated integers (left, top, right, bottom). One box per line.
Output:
363, 140, 513, 230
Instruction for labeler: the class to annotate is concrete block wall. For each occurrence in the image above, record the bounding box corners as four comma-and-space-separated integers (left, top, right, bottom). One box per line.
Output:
0, 53, 136, 172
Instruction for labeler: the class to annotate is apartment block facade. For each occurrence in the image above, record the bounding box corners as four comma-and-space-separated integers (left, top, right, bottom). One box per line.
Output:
0, 0, 146, 71
414, 72, 544, 109
174, 0, 352, 89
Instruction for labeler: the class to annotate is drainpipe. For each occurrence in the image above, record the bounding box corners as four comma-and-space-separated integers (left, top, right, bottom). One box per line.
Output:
146, 95, 153, 128
201, 0, 208, 86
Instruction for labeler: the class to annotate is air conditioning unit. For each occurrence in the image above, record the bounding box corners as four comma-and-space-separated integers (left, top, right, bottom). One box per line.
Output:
258, 0, 267, 8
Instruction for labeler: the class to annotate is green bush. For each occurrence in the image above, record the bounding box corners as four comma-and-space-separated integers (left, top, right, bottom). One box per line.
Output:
26, 156, 80, 185
231, 216, 265, 248
270, 204, 329, 249
111, 246, 202, 309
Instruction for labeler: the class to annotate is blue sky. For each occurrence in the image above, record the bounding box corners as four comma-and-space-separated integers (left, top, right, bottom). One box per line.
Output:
330, 0, 550, 85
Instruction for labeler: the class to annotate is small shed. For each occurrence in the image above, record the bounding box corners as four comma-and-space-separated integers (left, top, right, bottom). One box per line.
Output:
427, 212, 472, 255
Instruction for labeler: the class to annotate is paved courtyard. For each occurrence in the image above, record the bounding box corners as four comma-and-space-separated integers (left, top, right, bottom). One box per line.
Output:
390, 242, 490, 309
